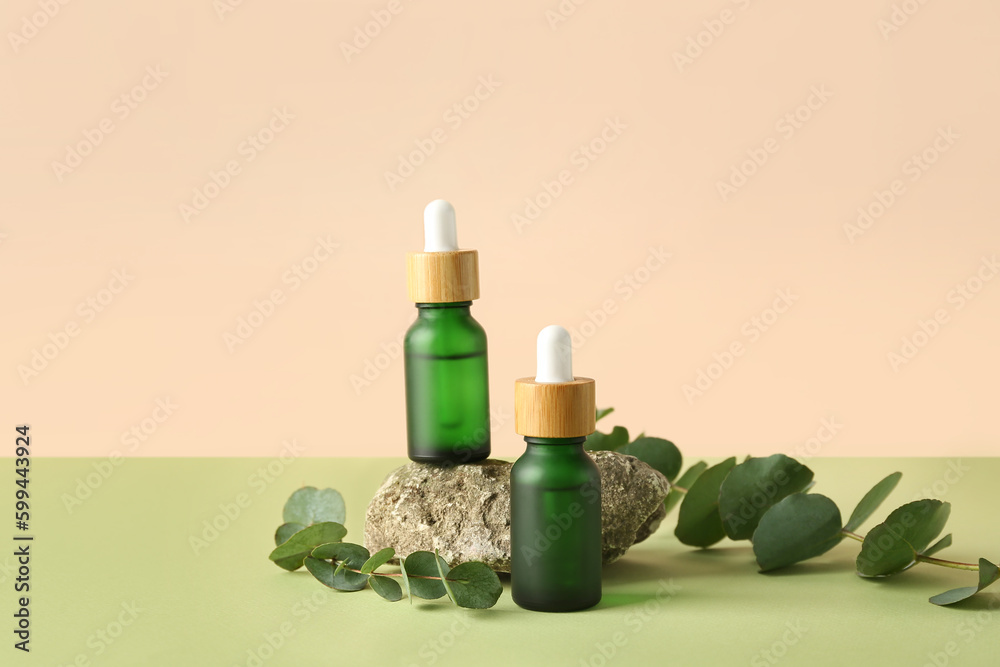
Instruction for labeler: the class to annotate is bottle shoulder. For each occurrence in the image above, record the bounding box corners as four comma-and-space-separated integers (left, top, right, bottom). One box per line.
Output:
511, 448, 600, 488
405, 307, 487, 354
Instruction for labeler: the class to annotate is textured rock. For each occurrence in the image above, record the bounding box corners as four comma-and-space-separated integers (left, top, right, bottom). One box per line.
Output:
364, 451, 670, 572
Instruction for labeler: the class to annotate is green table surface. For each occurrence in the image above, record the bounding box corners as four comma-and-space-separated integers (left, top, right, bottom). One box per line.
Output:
13, 457, 1000, 666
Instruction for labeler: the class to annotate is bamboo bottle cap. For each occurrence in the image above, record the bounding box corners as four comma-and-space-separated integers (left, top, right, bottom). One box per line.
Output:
406, 200, 480, 303
514, 325, 596, 438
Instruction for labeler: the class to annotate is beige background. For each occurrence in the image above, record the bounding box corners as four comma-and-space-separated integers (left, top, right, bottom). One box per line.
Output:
2, 0, 998, 459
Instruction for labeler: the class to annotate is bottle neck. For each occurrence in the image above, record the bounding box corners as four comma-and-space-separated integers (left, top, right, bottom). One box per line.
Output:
523, 436, 587, 448
415, 301, 472, 319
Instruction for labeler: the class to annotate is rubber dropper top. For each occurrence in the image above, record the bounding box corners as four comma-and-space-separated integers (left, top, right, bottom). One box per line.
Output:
406, 199, 479, 303
515, 325, 596, 438
423, 199, 459, 252
535, 325, 574, 383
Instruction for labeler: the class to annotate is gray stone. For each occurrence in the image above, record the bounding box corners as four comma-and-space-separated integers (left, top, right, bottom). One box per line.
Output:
364, 451, 670, 573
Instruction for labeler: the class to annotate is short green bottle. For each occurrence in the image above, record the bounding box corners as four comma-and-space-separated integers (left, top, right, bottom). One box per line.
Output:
511, 325, 601, 612
404, 200, 490, 464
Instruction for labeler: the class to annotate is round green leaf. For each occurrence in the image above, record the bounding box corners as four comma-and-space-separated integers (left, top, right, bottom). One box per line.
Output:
283, 487, 346, 526
369, 574, 403, 602
361, 547, 396, 574
664, 461, 708, 514
275, 522, 305, 546
402, 551, 449, 600
843, 472, 902, 532
674, 457, 737, 548
446, 562, 503, 609
307, 542, 371, 591
268, 522, 347, 571
618, 437, 683, 481
856, 499, 951, 577
752, 493, 843, 572
584, 426, 629, 452
719, 454, 815, 541
930, 558, 1000, 606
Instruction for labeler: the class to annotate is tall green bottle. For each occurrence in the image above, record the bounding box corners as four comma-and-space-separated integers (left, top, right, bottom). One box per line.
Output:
511, 325, 601, 612
404, 200, 490, 464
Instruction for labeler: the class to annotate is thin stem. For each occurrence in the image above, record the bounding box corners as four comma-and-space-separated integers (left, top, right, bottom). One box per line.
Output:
672, 485, 688, 494
838, 529, 979, 570
915, 555, 980, 571
330, 560, 468, 582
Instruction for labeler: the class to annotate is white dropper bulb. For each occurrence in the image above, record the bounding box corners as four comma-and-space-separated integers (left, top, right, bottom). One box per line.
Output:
535, 325, 574, 383
423, 199, 459, 252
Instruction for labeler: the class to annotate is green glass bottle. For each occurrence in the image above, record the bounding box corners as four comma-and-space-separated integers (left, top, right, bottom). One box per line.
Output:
404, 301, 490, 463
511, 325, 601, 612
404, 201, 490, 464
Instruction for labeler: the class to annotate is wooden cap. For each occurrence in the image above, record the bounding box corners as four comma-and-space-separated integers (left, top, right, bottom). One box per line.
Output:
514, 377, 596, 438
406, 250, 480, 303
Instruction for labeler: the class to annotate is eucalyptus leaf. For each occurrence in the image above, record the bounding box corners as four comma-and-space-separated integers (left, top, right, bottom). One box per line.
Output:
268, 522, 348, 571
434, 549, 456, 603
399, 558, 412, 604
618, 437, 683, 481
719, 454, 815, 541
304, 556, 368, 592
445, 562, 503, 609
283, 487, 346, 526
402, 551, 449, 600
843, 472, 902, 532
665, 461, 708, 514
675, 457, 737, 548
922, 534, 953, 558
361, 547, 396, 575
308, 542, 371, 591
929, 559, 1000, 606
275, 522, 305, 546
584, 426, 629, 452
369, 574, 404, 602
752, 493, 843, 571
595, 407, 615, 422
856, 500, 951, 577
